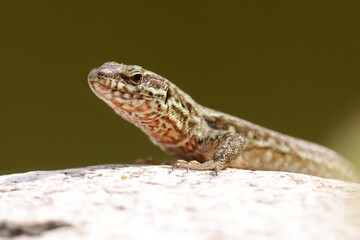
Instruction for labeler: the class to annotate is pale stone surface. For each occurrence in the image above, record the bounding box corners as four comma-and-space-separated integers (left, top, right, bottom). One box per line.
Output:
0, 164, 360, 240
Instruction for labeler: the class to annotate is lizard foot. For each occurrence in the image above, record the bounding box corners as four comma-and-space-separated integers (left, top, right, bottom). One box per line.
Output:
172, 160, 201, 172
172, 159, 229, 175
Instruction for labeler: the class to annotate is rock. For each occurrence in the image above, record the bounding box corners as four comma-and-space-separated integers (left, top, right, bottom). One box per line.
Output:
0, 165, 359, 240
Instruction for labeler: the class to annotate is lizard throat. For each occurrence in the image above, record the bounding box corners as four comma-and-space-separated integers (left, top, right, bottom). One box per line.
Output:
89, 81, 190, 146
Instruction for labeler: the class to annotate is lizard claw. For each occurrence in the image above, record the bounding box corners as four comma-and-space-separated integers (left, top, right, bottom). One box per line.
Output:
213, 167, 219, 176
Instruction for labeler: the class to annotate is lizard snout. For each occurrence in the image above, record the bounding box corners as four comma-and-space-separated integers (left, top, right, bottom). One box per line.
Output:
88, 68, 99, 82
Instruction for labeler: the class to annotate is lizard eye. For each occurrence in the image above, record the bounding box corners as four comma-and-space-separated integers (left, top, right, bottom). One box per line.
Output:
131, 74, 142, 84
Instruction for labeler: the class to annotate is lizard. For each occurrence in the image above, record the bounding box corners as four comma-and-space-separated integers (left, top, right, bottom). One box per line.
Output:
88, 61, 360, 183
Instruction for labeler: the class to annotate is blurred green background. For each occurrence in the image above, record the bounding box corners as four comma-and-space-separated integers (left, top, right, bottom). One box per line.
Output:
1, 0, 359, 175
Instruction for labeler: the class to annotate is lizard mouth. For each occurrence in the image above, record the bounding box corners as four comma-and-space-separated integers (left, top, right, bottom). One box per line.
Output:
88, 67, 128, 91
88, 72, 144, 103
88, 71, 130, 96
92, 76, 125, 90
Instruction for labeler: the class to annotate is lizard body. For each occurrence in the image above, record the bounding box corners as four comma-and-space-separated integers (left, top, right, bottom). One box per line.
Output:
88, 62, 360, 182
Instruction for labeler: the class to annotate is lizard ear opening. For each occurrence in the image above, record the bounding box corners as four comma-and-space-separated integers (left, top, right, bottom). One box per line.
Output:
164, 87, 170, 104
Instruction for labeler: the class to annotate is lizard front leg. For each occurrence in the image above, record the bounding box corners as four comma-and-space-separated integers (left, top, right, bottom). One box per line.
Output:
174, 132, 246, 172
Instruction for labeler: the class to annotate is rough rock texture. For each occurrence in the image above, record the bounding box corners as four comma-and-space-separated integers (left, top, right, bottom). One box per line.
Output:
0, 165, 359, 240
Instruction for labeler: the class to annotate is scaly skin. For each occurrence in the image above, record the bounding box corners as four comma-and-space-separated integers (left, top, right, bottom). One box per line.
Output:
88, 62, 360, 182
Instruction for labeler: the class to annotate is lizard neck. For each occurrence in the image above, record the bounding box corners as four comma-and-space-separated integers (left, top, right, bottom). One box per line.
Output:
158, 83, 202, 145
112, 83, 202, 148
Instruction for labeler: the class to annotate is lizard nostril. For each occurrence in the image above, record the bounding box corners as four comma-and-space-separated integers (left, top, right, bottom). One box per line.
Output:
97, 72, 104, 78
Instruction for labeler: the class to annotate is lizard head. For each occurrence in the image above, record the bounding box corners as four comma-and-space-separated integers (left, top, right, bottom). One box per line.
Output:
88, 62, 171, 119
88, 61, 169, 103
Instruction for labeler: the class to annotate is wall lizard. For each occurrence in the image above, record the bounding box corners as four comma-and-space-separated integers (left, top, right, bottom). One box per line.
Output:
88, 62, 360, 183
